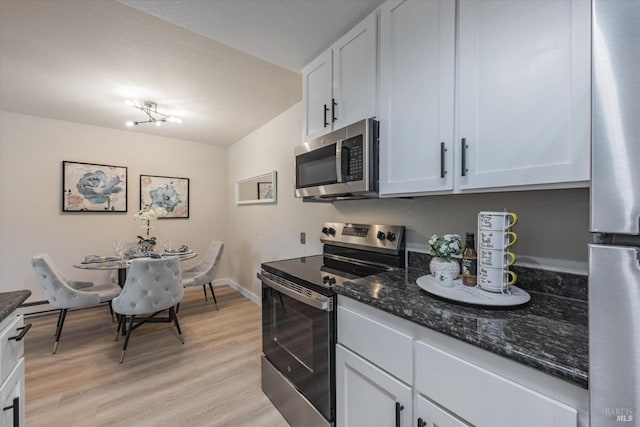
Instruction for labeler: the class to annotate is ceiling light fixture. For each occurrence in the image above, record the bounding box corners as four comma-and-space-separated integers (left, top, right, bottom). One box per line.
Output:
124, 100, 183, 127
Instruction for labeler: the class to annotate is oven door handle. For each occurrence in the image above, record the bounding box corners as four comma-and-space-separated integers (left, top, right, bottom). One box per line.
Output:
258, 273, 332, 311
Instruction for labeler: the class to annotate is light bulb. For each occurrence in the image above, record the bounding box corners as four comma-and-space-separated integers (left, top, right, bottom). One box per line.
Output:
155, 120, 162, 127
168, 116, 183, 124
125, 121, 135, 127
124, 99, 134, 107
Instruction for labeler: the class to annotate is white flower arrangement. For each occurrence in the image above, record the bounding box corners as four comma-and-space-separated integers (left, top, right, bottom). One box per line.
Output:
134, 206, 168, 248
428, 233, 462, 261
134, 206, 168, 226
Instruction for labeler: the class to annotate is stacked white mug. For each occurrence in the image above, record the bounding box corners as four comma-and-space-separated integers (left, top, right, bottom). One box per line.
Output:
477, 211, 518, 293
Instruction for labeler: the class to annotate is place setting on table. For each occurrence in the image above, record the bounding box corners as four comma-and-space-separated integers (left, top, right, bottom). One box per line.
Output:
73, 205, 197, 285
74, 240, 197, 285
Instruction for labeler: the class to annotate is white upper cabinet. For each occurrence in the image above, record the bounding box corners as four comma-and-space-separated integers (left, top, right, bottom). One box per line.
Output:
457, 0, 591, 190
379, 0, 590, 197
379, 0, 456, 196
302, 12, 377, 140
302, 50, 332, 140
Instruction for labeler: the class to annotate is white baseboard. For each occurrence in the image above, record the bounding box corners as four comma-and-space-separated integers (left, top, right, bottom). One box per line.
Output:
213, 277, 261, 306
19, 277, 262, 318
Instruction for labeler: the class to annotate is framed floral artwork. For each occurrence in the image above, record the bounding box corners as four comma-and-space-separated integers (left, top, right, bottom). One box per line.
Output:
62, 161, 127, 212
139, 175, 189, 219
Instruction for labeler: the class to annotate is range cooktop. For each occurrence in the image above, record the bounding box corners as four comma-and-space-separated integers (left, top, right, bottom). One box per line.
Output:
261, 222, 405, 295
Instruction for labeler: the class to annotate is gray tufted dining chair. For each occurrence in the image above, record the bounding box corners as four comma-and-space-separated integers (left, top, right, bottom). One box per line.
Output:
31, 254, 122, 354
111, 256, 184, 363
181, 241, 224, 309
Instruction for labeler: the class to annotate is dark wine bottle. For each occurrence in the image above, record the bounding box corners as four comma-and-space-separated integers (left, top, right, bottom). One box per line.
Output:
462, 232, 478, 286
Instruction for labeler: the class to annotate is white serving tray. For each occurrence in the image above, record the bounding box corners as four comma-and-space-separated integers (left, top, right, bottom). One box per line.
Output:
416, 275, 530, 307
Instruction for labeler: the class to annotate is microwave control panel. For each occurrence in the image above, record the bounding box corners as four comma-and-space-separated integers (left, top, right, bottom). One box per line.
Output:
342, 135, 364, 182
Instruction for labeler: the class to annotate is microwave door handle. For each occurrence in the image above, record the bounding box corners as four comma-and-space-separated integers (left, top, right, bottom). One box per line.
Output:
336, 140, 343, 182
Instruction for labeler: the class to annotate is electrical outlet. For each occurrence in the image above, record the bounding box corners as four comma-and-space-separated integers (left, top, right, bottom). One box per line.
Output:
300, 232, 306, 244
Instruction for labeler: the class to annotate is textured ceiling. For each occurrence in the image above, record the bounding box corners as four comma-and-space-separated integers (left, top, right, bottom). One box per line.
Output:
0, 0, 383, 146
118, 0, 385, 71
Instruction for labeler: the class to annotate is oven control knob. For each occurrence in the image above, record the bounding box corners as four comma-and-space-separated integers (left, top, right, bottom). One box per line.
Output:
321, 227, 330, 235
386, 232, 396, 242
377, 231, 386, 241
328, 227, 336, 236
322, 276, 330, 283
328, 277, 336, 285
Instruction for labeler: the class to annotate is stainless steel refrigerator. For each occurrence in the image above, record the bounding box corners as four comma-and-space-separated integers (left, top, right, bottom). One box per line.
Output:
589, 0, 640, 425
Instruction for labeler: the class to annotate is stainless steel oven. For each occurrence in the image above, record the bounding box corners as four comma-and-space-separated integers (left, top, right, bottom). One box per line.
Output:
260, 270, 335, 427
294, 118, 379, 200
259, 222, 405, 427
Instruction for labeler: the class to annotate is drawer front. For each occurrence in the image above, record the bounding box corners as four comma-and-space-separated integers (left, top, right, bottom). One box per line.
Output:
338, 306, 413, 384
415, 340, 577, 427
0, 358, 25, 427
416, 393, 471, 427
0, 316, 24, 386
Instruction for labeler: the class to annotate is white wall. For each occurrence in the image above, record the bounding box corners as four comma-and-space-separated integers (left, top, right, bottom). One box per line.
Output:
0, 111, 228, 302
227, 103, 590, 299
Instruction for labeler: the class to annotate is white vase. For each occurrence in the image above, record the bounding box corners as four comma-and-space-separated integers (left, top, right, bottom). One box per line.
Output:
430, 257, 460, 282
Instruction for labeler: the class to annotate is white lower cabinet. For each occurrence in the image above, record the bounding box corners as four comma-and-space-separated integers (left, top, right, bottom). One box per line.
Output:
416, 394, 470, 427
336, 297, 587, 427
0, 359, 24, 427
0, 314, 26, 427
336, 344, 412, 427
415, 340, 577, 427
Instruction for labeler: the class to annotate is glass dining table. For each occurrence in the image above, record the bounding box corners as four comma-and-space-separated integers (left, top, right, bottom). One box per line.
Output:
74, 251, 197, 287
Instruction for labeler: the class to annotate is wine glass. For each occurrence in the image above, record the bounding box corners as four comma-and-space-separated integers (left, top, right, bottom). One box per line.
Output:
162, 240, 173, 253
113, 240, 125, 261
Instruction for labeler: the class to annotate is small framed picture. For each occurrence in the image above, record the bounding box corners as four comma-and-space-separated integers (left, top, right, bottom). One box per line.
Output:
257, 182, 274, 200
62, 161, 127, 212
140, 175, 189, 218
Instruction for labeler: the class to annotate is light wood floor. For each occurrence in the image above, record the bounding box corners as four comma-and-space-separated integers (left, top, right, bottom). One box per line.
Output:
24, 286, 289, 427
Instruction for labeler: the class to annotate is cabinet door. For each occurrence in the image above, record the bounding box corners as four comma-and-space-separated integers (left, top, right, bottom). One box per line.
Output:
303, 49, 332, 140
457, 0, 590, 190
336, 344, 412, 427
333, 12, 377, 130
416, 394, 471, 427
379, 0, 455, 196
0, 359, 25, 427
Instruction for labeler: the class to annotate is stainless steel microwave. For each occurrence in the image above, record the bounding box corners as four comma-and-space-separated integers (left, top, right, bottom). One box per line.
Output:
295, 118, 379, 200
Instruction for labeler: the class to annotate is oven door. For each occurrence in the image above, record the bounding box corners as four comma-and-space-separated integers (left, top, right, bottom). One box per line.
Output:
260, 272, 335, 422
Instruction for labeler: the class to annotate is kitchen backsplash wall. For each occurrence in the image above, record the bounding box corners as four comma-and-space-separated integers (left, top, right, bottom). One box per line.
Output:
408, 252, 588, 301
227, 103, 590, 300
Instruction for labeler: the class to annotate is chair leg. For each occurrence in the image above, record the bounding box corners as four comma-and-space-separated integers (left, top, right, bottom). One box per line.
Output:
108, 301, 115, 323
208, 283, 219, 311
120, 315, 136, 363
176, 302, 180, 314
53, 308, 68, 354
115, 314, 124, 341
170, 307, 184, 344
202, 285, 208, 302
55, 308, 63, 336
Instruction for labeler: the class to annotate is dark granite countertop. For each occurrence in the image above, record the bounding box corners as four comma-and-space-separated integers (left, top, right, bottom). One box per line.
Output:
333, 267, 588, 389
0, 290, 31, 323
